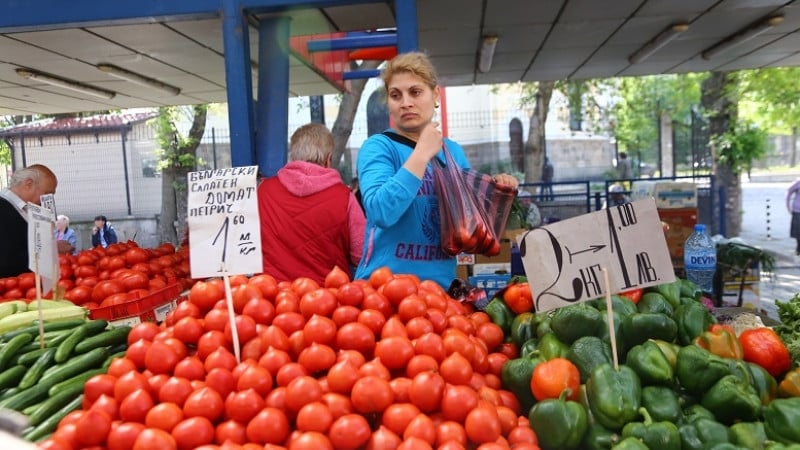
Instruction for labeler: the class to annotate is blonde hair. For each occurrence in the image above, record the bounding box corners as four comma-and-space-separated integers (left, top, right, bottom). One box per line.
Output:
381, 51, 439, 91
289, 123, 334, 166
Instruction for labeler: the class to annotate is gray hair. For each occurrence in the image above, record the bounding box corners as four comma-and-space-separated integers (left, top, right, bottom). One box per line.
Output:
9, 166, 43, 187
289, 123, 334, 166
56, 215, 70, 226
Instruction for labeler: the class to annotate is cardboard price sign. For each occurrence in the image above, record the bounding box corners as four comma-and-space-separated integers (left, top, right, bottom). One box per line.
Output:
27, 203, 58, 291
187, 166, 263, 278
519, 198, 674, 311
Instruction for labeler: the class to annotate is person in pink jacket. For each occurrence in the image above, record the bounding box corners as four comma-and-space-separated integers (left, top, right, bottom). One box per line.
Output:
257, 123, 366, 284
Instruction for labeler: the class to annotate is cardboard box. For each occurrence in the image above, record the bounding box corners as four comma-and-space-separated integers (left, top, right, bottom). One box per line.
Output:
654, 182, 698, 209
658, 208, 698, 269
474, 228, 527, 265
473, 263, 511, 275
90, 283, 180, 326
456, 264, 470, 281
468, 274, 511, 298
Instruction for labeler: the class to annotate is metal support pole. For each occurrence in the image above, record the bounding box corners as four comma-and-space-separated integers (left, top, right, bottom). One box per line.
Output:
222, 0, 256, 167
120, 129, 132, 216
256, 15, 291, 177
766, 198, 772, 240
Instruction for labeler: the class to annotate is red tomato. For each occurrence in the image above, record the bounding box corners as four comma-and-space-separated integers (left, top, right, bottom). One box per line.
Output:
225, 388, 265, 423
64, 285, 92, 305
144, 341, 180, 375
204, 368, 236, 401
92, 279, 125, 303
298, 288, 337, 318
133, 428, 177, 450
248, 273, 279, 300
236, 364, 273, 396
124, 247, 149, 266
284, 375, 324, 413
245, 408, 290, 444
381, 403, 421, 436
173, 356, 205, 381
107, 422, 145, 450
215, 420, 247, 446
183, 387, 224, 422
84, 374, 118, 406
350, 375, 394, 414
328, 414, 372, 450
242, 298, 276, 325
189, 281, 224, 313
145, 402, 184, 432
170, 416, 215, 450
295, 401, 333, 433
408, 371, 445, 413
158, 377, 194, 407
74, 408, 112, 446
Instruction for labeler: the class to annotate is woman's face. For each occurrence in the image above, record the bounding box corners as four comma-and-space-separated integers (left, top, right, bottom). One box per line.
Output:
386, 72, 439, 136
56, 219, 67, 231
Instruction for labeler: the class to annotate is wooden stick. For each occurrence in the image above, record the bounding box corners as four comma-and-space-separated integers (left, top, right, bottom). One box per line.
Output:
34, 256, 45, 349
221, 265, 241, 364
602, 267, 619, 371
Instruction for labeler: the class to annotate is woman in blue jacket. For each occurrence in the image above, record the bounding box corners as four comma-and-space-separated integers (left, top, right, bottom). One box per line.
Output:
355, 52, 518, 288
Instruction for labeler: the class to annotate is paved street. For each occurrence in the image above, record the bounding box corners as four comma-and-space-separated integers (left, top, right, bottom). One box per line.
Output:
737, 174, 800, 321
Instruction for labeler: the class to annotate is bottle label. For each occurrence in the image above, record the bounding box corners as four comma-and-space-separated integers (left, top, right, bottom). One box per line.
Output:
687, 255, 716, 265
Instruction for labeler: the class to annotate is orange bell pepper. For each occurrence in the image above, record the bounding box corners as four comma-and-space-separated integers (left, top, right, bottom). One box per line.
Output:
779, 368, 800, 398
619, 288, 643, 305
694, 323, 744, 360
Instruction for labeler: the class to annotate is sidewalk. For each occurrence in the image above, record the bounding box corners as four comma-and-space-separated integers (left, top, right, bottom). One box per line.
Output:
738, 172, 800, 321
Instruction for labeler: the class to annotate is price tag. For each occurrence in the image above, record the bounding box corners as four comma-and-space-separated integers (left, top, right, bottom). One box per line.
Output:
187, 166, 263, 278
187, 166, 262, 364
519, 198, 674, 311
27, 203, 58, 292
40, 194, 56, 216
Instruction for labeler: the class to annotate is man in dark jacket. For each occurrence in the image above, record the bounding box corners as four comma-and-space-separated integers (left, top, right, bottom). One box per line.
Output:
0, 164, 58, 277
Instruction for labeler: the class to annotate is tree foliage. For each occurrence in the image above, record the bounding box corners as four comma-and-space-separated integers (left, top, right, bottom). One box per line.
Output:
736, 67, 800, 134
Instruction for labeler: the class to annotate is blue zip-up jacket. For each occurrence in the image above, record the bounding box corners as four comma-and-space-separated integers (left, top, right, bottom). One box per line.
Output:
354, 131, 470, 288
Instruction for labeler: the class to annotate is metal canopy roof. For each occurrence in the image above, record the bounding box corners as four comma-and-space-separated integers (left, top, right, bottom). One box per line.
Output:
0, 0, 797, 117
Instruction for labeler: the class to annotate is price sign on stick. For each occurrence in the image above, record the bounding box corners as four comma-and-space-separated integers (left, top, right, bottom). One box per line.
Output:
187, 166, 263, 278
27, 203, 58, 290
518, 198, 674, 312
187, 166, 262, 364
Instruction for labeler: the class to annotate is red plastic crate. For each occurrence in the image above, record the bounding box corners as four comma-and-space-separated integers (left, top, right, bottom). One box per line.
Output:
90, 283, 180, 324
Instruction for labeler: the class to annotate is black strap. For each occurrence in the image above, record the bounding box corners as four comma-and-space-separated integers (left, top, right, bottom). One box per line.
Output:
381, 131, 417, 148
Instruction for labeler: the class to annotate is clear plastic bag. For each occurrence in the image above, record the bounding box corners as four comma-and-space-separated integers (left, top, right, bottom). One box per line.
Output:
432, 144, 517, 256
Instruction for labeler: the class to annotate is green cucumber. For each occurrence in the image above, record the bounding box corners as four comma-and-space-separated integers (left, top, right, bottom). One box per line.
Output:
55, 320, 110, 363
18, 348, 57, 390
13, 348, 48, 366
39, 347, 108, 387
28, 376, 87, 426
0, 319, 86, 342
74, 326, 131, 354
0, 387, 20, 401
0, 333, 34, 370
0, 379, 55, 411
0, 365, 27, 390
48, 368, 107, 397
24, 394, 83, 442
17, 329, 75, 354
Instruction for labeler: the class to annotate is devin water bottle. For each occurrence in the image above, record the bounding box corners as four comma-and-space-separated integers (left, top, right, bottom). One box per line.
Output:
683, 224, 716, 294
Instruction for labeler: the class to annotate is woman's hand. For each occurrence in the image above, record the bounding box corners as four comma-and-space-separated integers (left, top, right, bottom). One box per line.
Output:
493, 173, 519, 189
416, 121, 443, 161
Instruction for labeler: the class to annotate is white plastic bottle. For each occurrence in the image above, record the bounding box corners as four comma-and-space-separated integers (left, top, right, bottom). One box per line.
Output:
683, 224, 716, 294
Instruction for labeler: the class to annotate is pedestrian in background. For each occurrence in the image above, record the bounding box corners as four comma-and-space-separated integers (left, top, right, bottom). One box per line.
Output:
786, 177, 800, 255
354, 51, 518, 288
540, 157, 554, 201
91, 215, 118, 248
0, 164, 58, 277
258, 123, 365, 284
55, 214, 78, 255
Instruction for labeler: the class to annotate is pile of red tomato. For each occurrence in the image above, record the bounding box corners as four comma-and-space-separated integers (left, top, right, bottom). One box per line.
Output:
0, 241, 194, 310
40, 267, 540, 450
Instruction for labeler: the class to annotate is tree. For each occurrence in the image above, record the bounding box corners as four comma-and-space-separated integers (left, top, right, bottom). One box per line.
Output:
154, 105, 208, 245
520, 81, 554, 184
331, 59, 384, 180
737, 67, 800, 167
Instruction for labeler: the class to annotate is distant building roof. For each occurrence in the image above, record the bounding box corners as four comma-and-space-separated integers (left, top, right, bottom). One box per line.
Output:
0, 112, 157, 136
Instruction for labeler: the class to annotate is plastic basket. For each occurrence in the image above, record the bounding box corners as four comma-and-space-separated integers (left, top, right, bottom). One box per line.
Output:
90, 283, 180, 323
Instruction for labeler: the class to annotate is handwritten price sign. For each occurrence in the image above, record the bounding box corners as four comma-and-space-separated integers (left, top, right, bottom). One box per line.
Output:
187, 166, 263, 278
518, 198, 674, 312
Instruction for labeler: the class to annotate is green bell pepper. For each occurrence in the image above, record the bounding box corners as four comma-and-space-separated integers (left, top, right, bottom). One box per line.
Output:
500, 354, 542, 414
681, 404, 716, 423
746, 361, 778, 406
625, 340, 674, 386
611, 437, 649, 450
676, 345, 730, 396
707, 444, 750, 450
641, 385, 681, 423
621, 314, 678, 354
729, 422, 767, 450
674, 301, 717, 345
550, 302, 603, 344
598, 310, 625, 353
651, 339, 679, 370
622, 407, 680, 450
586, 363, 642, 431
536, 316, 553, 339
520, 338, 539, 358
678, 417, 731, 450
484, 298, 514, 335
581, 424, 622, 450
680, 278, 703, 301
765, 444, 800, 450
528, 389, 588, 450
590, 295, 638, 318
637, 292, 675, 316
654, 280, 682, 309
566, 335, 613, 383
727, 359, 753, 384
537, 332, 570, 360
763, 397, 800, 444
701, 374, 762, 424
510, 312, 537, 347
